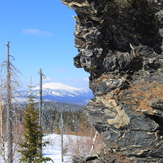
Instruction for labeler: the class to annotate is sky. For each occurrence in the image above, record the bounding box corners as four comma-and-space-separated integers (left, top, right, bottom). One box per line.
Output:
0, 0, 90, 90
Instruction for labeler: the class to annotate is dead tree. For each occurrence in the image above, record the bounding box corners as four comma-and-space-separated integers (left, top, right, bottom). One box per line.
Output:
6, 41, 13, 163
39, 68, 43, 157
0, 79, 5, 163
0, 42, 22, 163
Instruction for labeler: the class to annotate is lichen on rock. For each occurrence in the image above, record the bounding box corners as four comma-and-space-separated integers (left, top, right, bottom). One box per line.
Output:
62, 0, 163, 162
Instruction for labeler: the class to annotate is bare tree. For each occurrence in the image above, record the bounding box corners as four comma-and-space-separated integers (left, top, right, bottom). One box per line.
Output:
0, 42, 22, 163
0, 79, 5, 163
39, 68, 43, 157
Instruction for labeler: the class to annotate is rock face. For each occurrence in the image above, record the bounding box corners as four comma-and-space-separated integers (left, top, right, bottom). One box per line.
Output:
62, 0, 163, 162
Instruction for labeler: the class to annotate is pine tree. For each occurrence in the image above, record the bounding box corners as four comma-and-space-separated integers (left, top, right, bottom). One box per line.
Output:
18, 86, 53, 163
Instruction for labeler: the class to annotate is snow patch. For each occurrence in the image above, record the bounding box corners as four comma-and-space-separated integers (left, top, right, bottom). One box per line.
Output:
34, 83, 88, 92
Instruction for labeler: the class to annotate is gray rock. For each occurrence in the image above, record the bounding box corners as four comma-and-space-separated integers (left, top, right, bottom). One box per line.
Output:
62, 0, 163, 162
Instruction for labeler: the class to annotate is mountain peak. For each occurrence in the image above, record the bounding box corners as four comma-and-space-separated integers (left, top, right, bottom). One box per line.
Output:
17, 82, 93, 105
34, 82, 87, 92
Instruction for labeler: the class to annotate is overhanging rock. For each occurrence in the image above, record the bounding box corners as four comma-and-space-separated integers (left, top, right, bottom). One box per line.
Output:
62, 0, 163, 162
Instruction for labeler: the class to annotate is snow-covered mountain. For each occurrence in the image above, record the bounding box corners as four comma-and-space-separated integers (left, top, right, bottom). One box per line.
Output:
15, 83, 93, 105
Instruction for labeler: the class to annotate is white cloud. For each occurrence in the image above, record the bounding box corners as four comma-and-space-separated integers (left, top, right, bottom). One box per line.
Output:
22, 29, 53, 36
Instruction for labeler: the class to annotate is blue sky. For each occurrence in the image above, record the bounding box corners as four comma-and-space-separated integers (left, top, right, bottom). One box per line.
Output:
0, 0, 90, 90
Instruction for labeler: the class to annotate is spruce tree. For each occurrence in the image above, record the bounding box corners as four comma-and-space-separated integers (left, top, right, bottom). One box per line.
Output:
18, 86, 53, 163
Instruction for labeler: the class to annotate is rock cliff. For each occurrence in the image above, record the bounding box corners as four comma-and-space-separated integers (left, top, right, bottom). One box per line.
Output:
62, 0, 163, 162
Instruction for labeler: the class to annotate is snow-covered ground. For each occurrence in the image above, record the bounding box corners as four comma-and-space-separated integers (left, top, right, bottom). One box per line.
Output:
0, 133, 96, 163
0, 134, 91, 163
42, 134, 72, 163
0, 134, 72, 163
42, 134, 94, 163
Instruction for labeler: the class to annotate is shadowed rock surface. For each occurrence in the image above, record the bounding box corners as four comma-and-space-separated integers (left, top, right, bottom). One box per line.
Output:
62, 0, 163, 162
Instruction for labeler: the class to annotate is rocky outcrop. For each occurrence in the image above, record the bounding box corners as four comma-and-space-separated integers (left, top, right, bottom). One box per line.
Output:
62, 0, 163, 162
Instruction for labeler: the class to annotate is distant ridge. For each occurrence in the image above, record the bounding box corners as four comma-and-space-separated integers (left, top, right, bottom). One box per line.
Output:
15, 82, 93, 105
